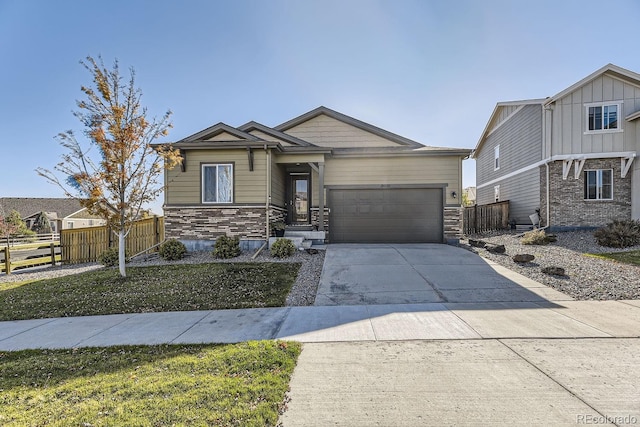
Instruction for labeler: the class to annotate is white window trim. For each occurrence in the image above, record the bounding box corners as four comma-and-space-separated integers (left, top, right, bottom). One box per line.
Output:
201, 163, 234, 204
584, 101, 623, 134
584, 168, 613, 201
494, 145, 500, 171
494, 185, 500, 202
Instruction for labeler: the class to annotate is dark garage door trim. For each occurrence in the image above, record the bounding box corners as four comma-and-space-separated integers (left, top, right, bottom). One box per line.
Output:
327, 184, 446, 244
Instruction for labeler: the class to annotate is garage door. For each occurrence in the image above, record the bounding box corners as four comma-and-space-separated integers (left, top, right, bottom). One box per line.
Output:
329, 187, 443, 243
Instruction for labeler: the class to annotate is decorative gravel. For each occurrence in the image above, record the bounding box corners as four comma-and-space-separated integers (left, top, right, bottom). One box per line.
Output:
0, 248, 325, 306
461, 230, 640, 300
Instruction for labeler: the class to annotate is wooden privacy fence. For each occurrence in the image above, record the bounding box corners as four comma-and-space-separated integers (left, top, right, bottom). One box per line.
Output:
60, 216, 164, 264
463, 201, 510, 234
1, 241, 62, 274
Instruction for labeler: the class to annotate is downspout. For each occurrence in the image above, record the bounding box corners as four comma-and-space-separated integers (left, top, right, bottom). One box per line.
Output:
543, 102, 553, 229
265, 144, 271, 241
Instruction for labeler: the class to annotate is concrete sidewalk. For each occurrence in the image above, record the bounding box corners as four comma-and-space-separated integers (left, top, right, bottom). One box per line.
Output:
1, 299, 639, 351
280, 339, 640, 426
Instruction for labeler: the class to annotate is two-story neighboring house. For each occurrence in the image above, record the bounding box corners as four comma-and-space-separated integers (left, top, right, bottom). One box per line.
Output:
473, 64, 640, 229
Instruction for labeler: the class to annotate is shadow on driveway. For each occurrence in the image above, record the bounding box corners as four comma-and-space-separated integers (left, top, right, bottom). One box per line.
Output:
314, 243, 571, 306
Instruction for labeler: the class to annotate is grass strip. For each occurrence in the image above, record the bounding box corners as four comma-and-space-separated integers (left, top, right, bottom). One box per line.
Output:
585, 250, 640, 266
0, 262, 300, 321
0, 341, 301, 426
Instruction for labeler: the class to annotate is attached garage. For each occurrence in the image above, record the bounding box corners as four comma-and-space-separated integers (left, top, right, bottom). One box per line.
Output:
328, 186, 444, 243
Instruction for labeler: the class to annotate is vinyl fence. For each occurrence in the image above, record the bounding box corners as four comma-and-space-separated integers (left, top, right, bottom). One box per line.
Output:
60, 216, 164, 264
463, 201, 510, 235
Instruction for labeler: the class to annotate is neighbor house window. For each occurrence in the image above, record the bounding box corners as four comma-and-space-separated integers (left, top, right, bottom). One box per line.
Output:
202, 164, 233, 203
584, 169, 612, 200
494, 145, 500, 170
494, 185, 500, 202
586, 103, 620, 132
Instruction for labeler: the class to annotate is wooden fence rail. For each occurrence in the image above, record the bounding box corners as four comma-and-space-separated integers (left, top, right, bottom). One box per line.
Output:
60, 216, 164, 264
463, 201, 510, 235
1, 241, 61, 274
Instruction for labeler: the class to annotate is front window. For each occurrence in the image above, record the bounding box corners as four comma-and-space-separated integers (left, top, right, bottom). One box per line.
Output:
584, 169, 612, 200
202, 164, 233, 203
587, 103, 620, 132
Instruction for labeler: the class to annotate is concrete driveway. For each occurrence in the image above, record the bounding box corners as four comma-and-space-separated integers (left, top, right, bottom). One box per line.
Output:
314, 244, 571, 306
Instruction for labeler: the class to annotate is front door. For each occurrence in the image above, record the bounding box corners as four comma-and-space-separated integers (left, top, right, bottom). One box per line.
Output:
289, 174, 310, 224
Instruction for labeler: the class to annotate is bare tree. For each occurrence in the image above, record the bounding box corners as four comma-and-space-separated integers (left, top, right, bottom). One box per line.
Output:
37, 56, 181, 277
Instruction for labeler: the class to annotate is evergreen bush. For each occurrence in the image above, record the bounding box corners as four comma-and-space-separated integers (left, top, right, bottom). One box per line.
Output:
213, 235, 241, 259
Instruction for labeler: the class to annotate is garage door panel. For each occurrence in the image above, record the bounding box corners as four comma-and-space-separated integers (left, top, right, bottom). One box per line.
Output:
329, 188, 443, 243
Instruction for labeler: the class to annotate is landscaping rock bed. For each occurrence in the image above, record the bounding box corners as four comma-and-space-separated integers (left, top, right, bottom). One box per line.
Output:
0, 248, 325, 307
461, 230, 640, 300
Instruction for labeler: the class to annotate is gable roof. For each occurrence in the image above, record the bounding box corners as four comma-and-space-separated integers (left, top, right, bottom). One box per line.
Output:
274, 106, 424, 148
0, 198, 86, 220
157, 106, 471, 158
178, 122, 262, 143
472, 99, 547, 158
237, 121, 316, 147
545, 63, 640, 105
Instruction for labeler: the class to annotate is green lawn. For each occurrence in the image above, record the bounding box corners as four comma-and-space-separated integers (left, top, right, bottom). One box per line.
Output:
0, 262, 300, 321
0, 341, 301, 426
587, 250, 640, 266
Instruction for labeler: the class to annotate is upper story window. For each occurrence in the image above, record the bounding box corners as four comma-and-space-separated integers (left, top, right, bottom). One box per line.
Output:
494, 145, 500, 170
202, 164, 233, 203
584, 169, 612, 200
586, 102, 621, 133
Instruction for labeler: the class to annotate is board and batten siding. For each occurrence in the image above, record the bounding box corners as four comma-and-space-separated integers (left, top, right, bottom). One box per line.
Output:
477, 104, 543, 185
550, 75, 640, 157
322, 156, 461, 205
165, 149, 267, 205
284, 114, 400, 148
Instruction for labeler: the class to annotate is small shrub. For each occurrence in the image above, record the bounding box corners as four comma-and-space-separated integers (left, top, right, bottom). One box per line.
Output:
213, 235, 241, 259
159, 239, 187, 260
271, 238, 296, 258
98, 247, 129, 267
521, 229, 552, 245
594, 220, 640, 248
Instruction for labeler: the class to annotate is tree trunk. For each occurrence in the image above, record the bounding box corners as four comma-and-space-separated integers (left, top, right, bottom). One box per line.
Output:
118, 230, 126, 277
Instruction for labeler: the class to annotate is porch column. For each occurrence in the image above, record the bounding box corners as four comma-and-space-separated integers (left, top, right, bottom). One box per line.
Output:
318, 162, 325, 231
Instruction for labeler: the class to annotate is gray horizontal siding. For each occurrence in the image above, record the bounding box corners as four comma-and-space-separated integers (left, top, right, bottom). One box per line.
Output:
477, 104, 543, 184
476, 168, 540, 224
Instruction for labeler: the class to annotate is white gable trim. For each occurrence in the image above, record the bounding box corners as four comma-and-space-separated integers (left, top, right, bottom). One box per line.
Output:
486, 105, 525, 139
477, 151, 636, 189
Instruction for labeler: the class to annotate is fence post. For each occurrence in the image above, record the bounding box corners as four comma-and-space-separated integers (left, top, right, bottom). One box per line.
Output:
473, 205, 478, 234
4, 246, 10, 275
154, 216, 160, 246
50, 243, 56, 266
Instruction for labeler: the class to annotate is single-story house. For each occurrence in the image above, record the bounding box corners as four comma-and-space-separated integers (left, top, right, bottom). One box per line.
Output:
472, 64, 640, 229
157, 106, 471, 250
0, 197, 106, 232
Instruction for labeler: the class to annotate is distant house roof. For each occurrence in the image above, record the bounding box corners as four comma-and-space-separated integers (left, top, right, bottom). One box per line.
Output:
0, 198, 86, 219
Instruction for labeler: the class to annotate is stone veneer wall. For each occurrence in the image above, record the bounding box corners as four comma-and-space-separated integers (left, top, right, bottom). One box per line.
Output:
268, 206, 287, 236
444, 206, 462, 242
540, 159, 631, 229
311, 207, 330, 235
164, 205, 268, 245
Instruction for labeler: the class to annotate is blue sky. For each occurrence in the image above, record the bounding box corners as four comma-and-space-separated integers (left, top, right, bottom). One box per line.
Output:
2, 0, 640, 213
